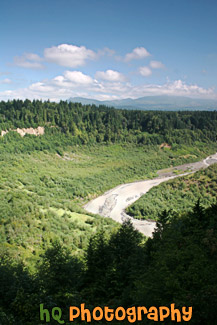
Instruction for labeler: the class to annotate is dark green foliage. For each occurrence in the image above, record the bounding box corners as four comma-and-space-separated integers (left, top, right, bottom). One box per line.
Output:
38, 241, 83, 299
83, 220, 144, 306
1, 204, 217, 324
135, 204, 217, 324
127, 164, 217, 220
1, 142, 214, 266
0, 100, 217, 154
0, 256, 40, 324
0, 100, 217, 324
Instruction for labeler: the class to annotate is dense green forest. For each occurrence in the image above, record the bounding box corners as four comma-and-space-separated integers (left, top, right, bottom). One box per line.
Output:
0, 100, 217, 152
0, 100, 217, 324
3, 143, 215, 266
127, 164, 217, 220
1, 204, 217, 324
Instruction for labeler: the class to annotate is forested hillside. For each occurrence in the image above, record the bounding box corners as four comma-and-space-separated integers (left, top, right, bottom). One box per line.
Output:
0, 100, 217, 324
0, 100, 217, 151
127, 164, 217, 220
1, 204, 217, 324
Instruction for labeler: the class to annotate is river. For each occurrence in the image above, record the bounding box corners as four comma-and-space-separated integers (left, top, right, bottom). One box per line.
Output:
84, 152, 217, 237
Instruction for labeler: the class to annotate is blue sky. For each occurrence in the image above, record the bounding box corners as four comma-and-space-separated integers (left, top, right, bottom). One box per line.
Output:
1, 0, 217, 101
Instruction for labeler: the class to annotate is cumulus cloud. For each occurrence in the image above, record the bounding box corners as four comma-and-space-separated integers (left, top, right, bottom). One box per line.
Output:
64, 71, 94, 84
11, 44, 115, 71
125, 47, 151, 62
95, 70, 126, 82
3, 43, 216, 101
24, 53, 42, 62
150, 60, 165, 69
51, 71, 97, 91
0, 71, 215, 102
29, 82, 55, 93
139, 66, 152, 77
44, 44, 97, 67
168, 79, 214, 96
130, 80, 215, 98
14, 53, 44, 69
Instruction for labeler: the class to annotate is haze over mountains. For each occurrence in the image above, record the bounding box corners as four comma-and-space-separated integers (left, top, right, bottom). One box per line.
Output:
68, 95, 217, 111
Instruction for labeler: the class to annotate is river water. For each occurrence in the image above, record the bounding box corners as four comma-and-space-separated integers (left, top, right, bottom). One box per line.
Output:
84, 152, 217, 237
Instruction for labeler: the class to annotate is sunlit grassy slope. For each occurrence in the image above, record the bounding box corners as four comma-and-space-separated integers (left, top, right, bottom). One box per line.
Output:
127, 163, 217, 221
0, 142, 216, 268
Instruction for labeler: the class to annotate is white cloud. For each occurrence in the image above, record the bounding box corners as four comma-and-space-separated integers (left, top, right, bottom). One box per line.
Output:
169, 79, 214, 96
139, 66, 152, 77
44, 44, 97, 67
125, 47, 151, 61
2, 43, 216, 101
63, 71, 94, 85
150, 60, 165, 69
14, 53, 44, 69
0, 78, 12, 84
29, 82, 55, 93
24, 53, 42, 62
130, 80, 215, 98
12, 45, 115, 71
95, 70, 126, 82
139, 61, 164, 77
0, 72, 215, 102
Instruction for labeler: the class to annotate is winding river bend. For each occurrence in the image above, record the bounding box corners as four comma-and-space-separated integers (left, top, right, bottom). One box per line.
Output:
84, 152, 217, 237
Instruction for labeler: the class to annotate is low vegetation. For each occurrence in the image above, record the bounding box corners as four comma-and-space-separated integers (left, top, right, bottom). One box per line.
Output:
1, 204, 217, 324
2, 142, 215, 266
127, 164, 217, 221
0, 100, 217, 324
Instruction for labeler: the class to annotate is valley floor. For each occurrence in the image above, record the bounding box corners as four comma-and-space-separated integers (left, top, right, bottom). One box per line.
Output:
84, 152, 217, 236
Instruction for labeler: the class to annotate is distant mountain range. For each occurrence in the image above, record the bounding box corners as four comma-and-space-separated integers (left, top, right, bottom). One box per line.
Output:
68, 95, 217, 111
